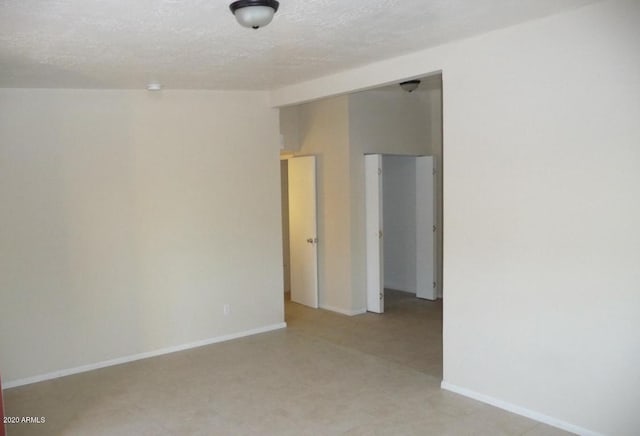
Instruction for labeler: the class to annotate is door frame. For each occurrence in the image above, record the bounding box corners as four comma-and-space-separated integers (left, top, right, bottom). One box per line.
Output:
365, 153, 438, 312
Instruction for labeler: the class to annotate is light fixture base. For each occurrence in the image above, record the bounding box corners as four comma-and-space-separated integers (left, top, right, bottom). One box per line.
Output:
399, 80, 421, 93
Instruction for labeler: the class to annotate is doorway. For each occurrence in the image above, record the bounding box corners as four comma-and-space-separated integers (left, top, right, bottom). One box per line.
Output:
278, 73, 443, 313
366, 154, 437, 313
280, 156, 319, 309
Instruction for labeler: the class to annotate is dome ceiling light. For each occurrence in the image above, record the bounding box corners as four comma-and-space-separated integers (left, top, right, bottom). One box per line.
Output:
229, 0, 280, 29
399, 80, 421, 93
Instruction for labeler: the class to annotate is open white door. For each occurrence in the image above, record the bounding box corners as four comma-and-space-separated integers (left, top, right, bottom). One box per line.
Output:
365, 154, 384, 313
288, 156, 319, 308
416, 156, 436, 300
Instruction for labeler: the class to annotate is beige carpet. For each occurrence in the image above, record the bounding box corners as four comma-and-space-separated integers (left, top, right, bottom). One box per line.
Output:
4, 290, 569, 435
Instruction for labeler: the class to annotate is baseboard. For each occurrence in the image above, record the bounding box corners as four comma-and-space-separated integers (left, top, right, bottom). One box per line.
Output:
3, 322, 287, 390
440, 381, 601, 436
320, 305, 367, 316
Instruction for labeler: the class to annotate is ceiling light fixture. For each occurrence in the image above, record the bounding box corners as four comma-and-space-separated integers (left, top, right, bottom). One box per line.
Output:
229, 0, 280, 29
399, 80, 421, 93
147, 82, 162, 91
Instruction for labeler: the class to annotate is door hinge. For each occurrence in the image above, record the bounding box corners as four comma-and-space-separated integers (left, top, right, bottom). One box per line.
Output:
379, 292, 384, 300
377, 168, 382, 175
433, 281, 437, 289
432, 168, 437, 176
379, 230, 383, 239
433, 225, 437, 232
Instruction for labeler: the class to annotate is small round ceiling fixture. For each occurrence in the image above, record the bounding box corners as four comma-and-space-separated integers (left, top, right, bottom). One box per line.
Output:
399, 80, 421, 93
229, 0, 280, 29
147, 82, 162, 91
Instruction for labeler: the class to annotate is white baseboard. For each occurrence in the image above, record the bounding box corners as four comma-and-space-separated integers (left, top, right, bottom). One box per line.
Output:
320, 305, 367, 316
440, 381, 601, 436
3, 322, 287, 390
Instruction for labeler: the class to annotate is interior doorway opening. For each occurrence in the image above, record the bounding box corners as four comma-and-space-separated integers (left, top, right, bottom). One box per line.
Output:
280, 155, 320, 309
366, 153, 438, 314
278, 71, 443, 314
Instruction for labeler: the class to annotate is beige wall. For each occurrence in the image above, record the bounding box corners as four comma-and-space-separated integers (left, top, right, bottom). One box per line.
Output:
345, 100, 366, 312
0, 89, 284, 385
283, 96, 354, 311
348, 89, 431, 155
418, 83, 443, 296
279, 105, 301, 151
272, 0, 640, 434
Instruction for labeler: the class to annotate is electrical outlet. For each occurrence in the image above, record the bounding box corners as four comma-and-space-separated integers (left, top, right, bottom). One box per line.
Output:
223, 304, 231, 316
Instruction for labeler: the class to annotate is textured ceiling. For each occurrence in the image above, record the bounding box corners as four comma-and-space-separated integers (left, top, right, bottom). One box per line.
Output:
0, 0, 600, 90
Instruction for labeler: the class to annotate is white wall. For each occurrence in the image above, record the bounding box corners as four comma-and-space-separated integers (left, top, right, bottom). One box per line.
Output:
442, 3, 640, 434
0, 89, 285, 385
382, 156, 417, 293
271, 1, 640, 434
349, 90, 431, 156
